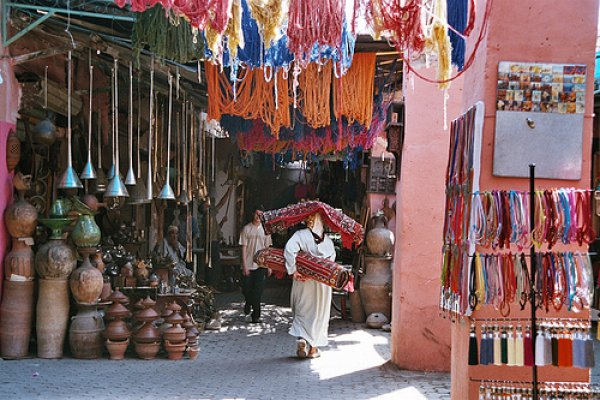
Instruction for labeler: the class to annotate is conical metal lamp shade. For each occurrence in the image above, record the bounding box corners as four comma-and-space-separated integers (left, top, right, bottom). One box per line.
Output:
58, 166, 83, 189
157, 182, 175, 200
128, 179, 151, 204
125, 167, 136, 186
80, 160, 97, 180
177, 189, 189, 205
95, 168, 107, 193
105, 174, 129, 198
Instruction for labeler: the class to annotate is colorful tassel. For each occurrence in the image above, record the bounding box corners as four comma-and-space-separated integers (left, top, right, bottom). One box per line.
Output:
506, 327, 516, 366
515, 327, 524, 367
535, 330, 546, 366
523, 328, 534, 366
468, 325, 479, 365
584, 329, 596, 368
479, 325, 489, 365
551, 330, 559, 366
500, 328, 508, 364
493, 327, 502, 366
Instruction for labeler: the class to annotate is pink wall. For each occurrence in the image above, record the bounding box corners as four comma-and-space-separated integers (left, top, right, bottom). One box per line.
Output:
450, 1, 599, 398
390, 68, 464, 371
0, 36, 21, 301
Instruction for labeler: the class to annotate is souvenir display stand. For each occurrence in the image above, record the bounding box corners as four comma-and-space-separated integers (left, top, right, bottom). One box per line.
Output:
441, 104, 594, 399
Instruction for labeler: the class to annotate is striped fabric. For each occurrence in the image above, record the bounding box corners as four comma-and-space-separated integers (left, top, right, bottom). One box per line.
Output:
254, 247, 352, 291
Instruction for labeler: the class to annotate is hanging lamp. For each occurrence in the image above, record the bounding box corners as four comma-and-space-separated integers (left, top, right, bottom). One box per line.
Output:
58, 51, 83, 189
157, 73, 175, 200
80, 62, 97, 180
105, 59, 129, 198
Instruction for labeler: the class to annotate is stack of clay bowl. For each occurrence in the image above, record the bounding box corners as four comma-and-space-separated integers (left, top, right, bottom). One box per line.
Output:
133, 296, 160, 360
181, 310, 200, 360
163, 302, 187, 360
103, 289, 131, 359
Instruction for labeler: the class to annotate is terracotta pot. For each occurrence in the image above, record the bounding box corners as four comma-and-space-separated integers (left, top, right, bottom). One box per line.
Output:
94, 252, 105, 273
106, 338, 129, 360
134, 323, 160, 343
71, 215, 101, 248
69, 304, 104, 359
100, 280, 112, 302
134, 341, 161, 360
37, 279, 70, 358
35, 238, 77, 279
187, 346, 199, 360
6, 129, 20, 171
105, 302, 131, 319
164, 339, 187, 360
359, 256, 393, 320
365, 215, 395, 256
0, 280, 35, 359
70, 250, 103, 305
349, 290, 366, 323
135, 307, 159, 322
163, 325, 187, 342
4, 238, 35, 281
107, 289, 129, 305
104, 319, 130, 341
5, 192, 37, 238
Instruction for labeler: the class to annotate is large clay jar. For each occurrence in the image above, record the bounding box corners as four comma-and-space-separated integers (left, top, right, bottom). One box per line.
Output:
4, 238, 35, 281
71, 215, 101, 248
69, 304, 104, 359
6, 129, 20, 171
4, 192, 37, 238
70, 249, 103, 305
35, 239, 77, 279
0, 280, 35, 358
359, 256, 393, 320
365, 214, 395, 256
37, 279, 70, 358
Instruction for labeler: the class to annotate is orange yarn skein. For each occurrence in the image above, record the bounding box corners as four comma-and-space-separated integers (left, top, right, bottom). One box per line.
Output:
333, 53, 376, 129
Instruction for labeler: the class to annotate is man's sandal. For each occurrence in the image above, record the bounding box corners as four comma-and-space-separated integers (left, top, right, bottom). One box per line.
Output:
296, 338, 308, 358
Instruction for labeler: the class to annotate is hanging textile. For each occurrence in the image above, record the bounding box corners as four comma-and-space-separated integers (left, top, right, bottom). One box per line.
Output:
333, 53, 376, 129
205, 63, 292, 134
299, 63, 333, 128
254, 247, 352, 291
260, 200, 364, 249
286, 0, 344, 67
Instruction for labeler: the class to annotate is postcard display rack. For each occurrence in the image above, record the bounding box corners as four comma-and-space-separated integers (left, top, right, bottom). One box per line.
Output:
440, 102, 595, 399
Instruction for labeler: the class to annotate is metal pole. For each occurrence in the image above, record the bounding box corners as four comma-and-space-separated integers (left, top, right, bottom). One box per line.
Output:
529, 163, 538, 400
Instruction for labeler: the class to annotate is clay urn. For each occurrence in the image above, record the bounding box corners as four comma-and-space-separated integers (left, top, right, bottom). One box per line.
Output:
70, 249, 103, 305
134, 323, 160, 344
106, 338, 129, 360
4, 238, 35, 281
104, 319, 130, 341
5, 173, 38, 238
35, 238, 77, 280
187, 346, 199, 360
164, 339, 187, 360
134, 341, 160, 360
71, 215, 101, 248
365, 214, 395, 256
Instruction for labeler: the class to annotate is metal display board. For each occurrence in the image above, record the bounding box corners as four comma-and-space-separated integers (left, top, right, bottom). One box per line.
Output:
493, 61, 586, 180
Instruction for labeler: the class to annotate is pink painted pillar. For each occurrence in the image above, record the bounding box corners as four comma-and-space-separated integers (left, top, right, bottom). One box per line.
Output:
0, 30, 21, 301
450, 1, 599, 398
390, 69, 464, 371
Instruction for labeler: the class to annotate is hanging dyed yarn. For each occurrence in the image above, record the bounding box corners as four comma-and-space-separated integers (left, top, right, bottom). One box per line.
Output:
286, 0, 342, 65
247, 0, 288, 48
333, 53, 376, 129
299, 63, 332, 128
205, 63, 291, 134
427, 0, 452, 89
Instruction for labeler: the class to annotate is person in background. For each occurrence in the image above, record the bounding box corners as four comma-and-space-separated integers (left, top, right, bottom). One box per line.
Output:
284, 212, 334, 359
157, 225, 193, 279
239, 206, 272, 323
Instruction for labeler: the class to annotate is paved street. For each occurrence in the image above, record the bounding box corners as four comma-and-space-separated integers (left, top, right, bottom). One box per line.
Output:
0, 280, 450, 400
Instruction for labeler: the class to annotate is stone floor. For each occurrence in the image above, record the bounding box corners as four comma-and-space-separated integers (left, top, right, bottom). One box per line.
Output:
0, 278, 451, 400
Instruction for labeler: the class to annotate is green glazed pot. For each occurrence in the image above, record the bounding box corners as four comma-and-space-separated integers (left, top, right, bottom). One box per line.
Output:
71, 215, 101, 248
50, 198, 72, 218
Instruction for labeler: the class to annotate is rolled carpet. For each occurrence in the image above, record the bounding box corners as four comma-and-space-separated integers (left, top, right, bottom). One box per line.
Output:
254, 247, 353, 291
259, 201, 364, 249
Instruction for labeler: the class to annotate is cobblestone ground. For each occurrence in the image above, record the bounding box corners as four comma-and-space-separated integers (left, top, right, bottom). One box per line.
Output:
0, 280, 450, 400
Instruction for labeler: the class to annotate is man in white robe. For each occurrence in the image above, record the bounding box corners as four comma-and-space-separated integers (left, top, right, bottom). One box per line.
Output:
284, 212, 335, 359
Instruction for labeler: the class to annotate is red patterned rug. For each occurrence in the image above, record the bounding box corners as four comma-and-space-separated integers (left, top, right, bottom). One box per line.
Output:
259, 201, 364, 249
254, 247, 353, 291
